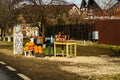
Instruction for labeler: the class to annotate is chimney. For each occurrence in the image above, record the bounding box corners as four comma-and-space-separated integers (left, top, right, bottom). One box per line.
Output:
88, 0, 94, 6
81, 0, 87, 7
90, 0, 93, 5
83, 0, 87, 7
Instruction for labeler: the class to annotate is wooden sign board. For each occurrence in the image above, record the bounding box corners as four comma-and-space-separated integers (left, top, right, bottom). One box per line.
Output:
23, 27, 39, 37
54, 35, 66, 42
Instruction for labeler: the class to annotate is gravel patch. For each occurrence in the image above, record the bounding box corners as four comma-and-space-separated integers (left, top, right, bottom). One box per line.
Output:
59, 64, 120, 76
43, 56, 109, 64
43, 56, 120, 76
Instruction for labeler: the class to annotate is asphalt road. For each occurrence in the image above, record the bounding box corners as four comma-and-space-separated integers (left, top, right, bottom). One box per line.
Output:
0, 63, 23, 80
0, 51, 83, 80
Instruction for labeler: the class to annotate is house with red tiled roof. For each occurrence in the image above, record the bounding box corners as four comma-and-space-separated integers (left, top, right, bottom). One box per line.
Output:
80, 0, 102, 19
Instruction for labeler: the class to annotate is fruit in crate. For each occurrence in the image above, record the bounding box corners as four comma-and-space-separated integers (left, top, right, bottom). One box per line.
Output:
29, 46, 34, 50
29, 42, 35, 47
25, 42, 30, 47
24, 42, 35, 50
38, 46, 42, 54
34, 46, 38, 53
24, 47, 29, 51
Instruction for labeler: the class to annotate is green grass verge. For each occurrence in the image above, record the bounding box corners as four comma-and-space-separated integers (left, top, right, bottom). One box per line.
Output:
1, 41, 120, 57
92, 44, 120, 50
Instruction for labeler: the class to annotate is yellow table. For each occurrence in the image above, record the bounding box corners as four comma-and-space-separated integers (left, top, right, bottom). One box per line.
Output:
54, 41, 76, 57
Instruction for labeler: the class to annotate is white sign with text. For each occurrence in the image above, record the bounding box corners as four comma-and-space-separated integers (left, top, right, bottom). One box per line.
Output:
13, 25, 23, 54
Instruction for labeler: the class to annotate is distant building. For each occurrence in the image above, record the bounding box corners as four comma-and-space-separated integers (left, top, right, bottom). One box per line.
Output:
80, 0, 102, 19
80, 0, 120, 20
107, 0, 120, 19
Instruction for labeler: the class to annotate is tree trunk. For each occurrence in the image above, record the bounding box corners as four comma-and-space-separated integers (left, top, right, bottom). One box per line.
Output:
7, 36, 11, 42
2, 30, 6, 41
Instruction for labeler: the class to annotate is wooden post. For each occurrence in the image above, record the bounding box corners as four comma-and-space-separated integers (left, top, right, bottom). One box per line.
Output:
66, 44, 69, 57
74, 43, 76, 56
54, 43, 56, 57
70, 45, 72, 56
42, 24, 45, 37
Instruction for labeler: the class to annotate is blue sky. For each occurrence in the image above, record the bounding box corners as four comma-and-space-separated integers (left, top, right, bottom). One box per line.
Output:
67, 0, 117, 9
67, 0, 82, 6
23, 0, 118, 9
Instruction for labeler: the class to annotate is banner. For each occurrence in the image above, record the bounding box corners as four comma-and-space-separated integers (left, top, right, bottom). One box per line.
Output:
13, 25, 23, 54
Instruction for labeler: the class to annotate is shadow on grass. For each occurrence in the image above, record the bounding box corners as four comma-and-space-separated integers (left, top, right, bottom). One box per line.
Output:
76, 45, 120, 57
107, 50, 120, 57
0, 45, 13, 50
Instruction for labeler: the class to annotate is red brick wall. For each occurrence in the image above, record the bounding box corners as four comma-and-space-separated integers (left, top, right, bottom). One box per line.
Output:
95, 19, 120, 46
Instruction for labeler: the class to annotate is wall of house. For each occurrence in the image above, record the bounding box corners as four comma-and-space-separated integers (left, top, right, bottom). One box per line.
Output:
95, 19, 120, 46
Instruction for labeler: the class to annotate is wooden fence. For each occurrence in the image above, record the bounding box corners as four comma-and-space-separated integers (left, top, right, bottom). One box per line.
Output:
45, 23, 95, 40
95, 19, 120, 46
45, 19, 120, 46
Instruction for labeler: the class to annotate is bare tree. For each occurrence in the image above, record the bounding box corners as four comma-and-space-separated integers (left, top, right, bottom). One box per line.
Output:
102, 0, 117, 18
0, 0, 21, 41
26, 0, 45, 36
